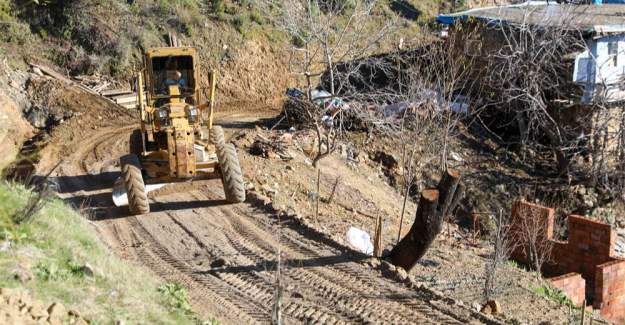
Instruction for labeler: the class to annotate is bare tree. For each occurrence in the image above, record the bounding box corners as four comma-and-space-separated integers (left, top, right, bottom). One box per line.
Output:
512, 201, 553, 272
483, 210, 516, 301
257, 0, 399, 166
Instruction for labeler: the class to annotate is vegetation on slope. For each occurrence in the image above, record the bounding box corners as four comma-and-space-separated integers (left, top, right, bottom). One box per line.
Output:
0, 181, 205, 324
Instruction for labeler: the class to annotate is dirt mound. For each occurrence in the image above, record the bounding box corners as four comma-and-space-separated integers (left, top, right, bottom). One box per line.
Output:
0, 93, 34, 170
215, 40, 288, 109
33, 80, 136, 175
0, 288, 88, 325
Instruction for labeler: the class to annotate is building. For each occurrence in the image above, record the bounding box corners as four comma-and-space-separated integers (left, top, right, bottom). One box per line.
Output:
437, 1, 625, 174
438, 1, 625, 104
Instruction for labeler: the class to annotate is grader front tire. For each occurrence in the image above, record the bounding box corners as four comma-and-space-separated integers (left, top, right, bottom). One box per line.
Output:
120, 154, 150, 215
217, 144, 246, 203
210, 126, 225, 145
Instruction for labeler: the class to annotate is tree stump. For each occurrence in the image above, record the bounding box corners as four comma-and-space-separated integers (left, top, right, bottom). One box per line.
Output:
389, 169, 463, 271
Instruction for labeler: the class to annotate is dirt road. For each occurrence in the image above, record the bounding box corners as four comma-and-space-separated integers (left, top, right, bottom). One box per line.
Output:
40, 108, 495, 324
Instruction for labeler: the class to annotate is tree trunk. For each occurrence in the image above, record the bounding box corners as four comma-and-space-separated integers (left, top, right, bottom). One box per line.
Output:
389, 169, 463, 271
437, 169, 461, 219
389, 189, 440, 270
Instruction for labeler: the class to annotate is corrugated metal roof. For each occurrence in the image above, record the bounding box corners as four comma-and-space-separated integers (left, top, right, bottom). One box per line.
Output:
438, 2, 625, 33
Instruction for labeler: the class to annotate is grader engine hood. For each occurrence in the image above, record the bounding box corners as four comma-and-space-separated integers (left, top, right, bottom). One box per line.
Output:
167, 127, 195, 178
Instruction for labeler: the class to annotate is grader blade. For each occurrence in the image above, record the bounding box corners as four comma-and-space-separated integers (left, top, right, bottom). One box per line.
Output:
112, 176, 167, 207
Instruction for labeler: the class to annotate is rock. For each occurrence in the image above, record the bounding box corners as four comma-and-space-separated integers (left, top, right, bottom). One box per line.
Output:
210, 258, 226, 268
0, 241, 10, 252
115, 320, 125, 325
471, 302, 481, 312
285, 165, 294, 171
48, 317, 62, 325
47, 302, 66, 320
395, 267, 408, 282
75, 319, 89, 325
450, 151, 463, 162
367, 258, 381, 268
32, 67, 44, 76
28, 302, 48, 318
261, 184, 277, 195
381, 261, 396, 273
480, 299, 501, 315
80, 264, 95, 277
68, 309, 81, 318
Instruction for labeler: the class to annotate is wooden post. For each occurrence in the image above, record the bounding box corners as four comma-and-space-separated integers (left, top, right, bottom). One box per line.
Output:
374, 215, 383, 257
580, 299, 586, 325
315, 168, 321, 227
397, 180, 411, 244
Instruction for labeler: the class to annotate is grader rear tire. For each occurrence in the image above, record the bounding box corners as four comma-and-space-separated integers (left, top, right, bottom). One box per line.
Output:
217, 144, 245, 203
210, 126, 225, 145
120, 154, 150, 215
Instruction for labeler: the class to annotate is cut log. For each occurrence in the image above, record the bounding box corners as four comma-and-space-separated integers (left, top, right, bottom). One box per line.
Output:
389, 189, 440, 270
100, 88, 133, 97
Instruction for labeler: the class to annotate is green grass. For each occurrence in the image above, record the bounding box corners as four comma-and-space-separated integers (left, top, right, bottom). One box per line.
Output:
532, 284, 574, 307
0, 181, 204, 324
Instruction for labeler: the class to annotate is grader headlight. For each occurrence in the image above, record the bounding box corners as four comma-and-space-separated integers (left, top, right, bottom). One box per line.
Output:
158, 107, 170, 126
186, 105, 198, 124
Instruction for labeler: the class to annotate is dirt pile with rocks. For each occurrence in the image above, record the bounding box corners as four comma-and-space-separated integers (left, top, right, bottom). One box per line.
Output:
0, 94, 34, 170
0, 288, 88, 325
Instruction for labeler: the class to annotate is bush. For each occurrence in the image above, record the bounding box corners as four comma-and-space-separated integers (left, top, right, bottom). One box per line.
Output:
209, 0, 225, 14
232, 14, 250, 35
249, 9, 265, 25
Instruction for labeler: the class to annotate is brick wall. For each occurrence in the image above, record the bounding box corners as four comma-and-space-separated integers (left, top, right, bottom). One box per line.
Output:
566, 215, 615, 279
509, 201, 555, 266
595, 259, 625, 321
510, 201, 625, 323
549, 273, 585, 307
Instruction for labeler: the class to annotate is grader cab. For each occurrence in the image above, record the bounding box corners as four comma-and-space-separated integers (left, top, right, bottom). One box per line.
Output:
114, 47, 245, 215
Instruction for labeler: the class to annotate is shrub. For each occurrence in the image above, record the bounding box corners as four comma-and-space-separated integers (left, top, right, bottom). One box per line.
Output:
249, 9, 265, 25
232, 14, 250, 35
209, 0, 225, 14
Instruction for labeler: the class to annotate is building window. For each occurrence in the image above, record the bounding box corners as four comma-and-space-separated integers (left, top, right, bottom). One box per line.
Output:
465, 39, 482, 57
608, 41, 618, 66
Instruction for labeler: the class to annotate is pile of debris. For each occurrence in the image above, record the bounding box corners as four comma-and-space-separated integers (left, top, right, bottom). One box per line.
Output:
0, 288, 88, 325
249, 132, 294, 160
73, 73, 117, 94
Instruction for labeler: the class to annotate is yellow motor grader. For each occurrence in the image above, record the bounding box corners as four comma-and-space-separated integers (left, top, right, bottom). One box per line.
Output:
113, 46, 245, 215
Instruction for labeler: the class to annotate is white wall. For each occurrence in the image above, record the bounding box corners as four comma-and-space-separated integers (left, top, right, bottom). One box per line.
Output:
574, 33, 625, 104
594, 34, 625, 85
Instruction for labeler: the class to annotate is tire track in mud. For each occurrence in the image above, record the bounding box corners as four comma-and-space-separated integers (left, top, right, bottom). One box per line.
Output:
125, 215, 270, 324
146, 190, 467, 324
220, 207, 466, 324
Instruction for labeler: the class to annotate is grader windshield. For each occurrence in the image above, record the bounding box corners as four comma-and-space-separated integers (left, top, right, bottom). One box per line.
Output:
145, 47, 199, 105
151, 56, 194, 96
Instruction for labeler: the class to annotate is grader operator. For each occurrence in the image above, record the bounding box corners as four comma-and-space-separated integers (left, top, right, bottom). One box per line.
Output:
113, 47, 245, 215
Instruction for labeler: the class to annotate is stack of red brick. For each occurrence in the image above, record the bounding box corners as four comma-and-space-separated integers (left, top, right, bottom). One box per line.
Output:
549, 273, 585, 307
509, 201, 625, 323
